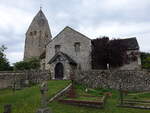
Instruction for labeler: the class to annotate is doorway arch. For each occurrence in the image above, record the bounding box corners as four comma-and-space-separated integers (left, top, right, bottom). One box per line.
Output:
55, 62, 64, 79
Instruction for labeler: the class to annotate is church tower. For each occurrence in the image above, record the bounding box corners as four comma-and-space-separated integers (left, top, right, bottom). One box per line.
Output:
24, 9, 52, 60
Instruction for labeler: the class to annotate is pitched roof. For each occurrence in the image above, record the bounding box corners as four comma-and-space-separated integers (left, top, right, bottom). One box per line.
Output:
47, 26, 91, 44
48, 52, 77, 65
120, 37, 139, 50
33, 9, 47, 24
64, 26, 91, 40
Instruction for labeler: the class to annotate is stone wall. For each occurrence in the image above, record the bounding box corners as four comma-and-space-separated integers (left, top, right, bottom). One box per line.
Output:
119, 50, 141, 70
0, 70, 50, 89
0, 72, 24, 89
75, 70, 150, 91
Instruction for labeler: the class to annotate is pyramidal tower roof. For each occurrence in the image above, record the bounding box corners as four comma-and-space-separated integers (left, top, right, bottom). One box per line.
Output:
33, 9, 47, 23
26, 9, 51, 35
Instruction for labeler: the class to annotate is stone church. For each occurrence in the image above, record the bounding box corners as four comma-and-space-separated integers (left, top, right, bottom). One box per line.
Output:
24, 10, 141, 80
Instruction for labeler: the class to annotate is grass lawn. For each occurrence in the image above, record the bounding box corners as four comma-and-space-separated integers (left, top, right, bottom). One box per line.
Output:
0, 80, 70, 113
125, 91, 150, 100
63, 96, 101, 101
49, 84, 150, 113
1, 81, 150, 113
62, 84, 104, 102
122, 91, 150, 107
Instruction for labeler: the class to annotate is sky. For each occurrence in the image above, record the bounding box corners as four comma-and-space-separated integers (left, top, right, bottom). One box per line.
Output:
0, 0, 150, 64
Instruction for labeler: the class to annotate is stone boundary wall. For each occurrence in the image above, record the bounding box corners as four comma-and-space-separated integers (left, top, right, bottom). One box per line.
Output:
75, 70, 150, 91
0, 70, 50, 89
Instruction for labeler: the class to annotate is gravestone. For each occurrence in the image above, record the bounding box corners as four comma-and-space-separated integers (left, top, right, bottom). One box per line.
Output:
12, 80, 22, 91
24, 80, 30, 87
119, 83, 124, 105
36, 108, 51, 113
67, 72, 76, 98
36, 82, 52, 113
3, 104, 11, 113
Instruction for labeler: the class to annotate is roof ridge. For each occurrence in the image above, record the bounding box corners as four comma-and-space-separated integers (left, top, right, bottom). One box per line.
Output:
47, 26, 91, 45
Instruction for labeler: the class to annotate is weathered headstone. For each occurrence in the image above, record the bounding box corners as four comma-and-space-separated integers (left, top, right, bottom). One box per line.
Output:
36, 82, 52, 113
16, 80, 21, 90
3, 104, 11, 113
12, 79, 22, 91
119, 84, 124, 105
40, 82, 48, 108
36, 108, 51, 113
24, 80, 30, 86
20, 79, 25, 87
67, 71, 77, 98
85, 88, 88, 92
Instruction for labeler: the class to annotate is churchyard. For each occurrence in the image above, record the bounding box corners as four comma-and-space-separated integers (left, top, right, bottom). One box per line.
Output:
0, 80, 70, 113
0, 80, 150, 113
118, 90, 150, 109
58, 83, 108, 109
0, 0, 150, 112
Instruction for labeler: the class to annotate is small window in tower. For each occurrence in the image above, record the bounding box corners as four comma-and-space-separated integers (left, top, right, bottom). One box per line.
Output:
55, 45, 61, 53
45, 33, 48, 37
34, 31, 37, 35
30, 32, 33, 36
74, 42, 80, 52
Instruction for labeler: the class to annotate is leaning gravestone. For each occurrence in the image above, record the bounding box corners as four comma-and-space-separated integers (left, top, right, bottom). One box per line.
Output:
36, 82, 52, 113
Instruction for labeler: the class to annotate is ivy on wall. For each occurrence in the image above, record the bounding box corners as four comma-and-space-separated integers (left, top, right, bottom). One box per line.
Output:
91, 37, 128, 69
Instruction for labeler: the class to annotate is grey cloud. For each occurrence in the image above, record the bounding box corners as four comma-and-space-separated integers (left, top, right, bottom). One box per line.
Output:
0, 0, 150, 64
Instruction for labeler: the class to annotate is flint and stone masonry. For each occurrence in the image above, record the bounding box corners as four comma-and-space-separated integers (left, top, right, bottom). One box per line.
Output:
24, 10, 141, 80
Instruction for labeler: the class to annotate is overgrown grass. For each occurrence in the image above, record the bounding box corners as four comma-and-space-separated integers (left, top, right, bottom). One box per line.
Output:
0, 80, 70, 113
125, 91, 150, 100
49, 97, 150, 113
64, 96, 101, 101
49, 84, 150, 113
1, 81, 150, 113
63, 84, 105, 101
75, 83, 118, 98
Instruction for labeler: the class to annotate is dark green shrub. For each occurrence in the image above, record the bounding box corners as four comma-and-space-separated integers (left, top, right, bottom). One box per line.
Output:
14, 57, 40, 70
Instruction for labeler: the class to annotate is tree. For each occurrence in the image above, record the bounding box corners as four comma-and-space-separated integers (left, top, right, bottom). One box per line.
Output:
141, 52, 150, 69
14, 57, 40, 70
0, 45, 12, 71
91, 37, 109, 69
